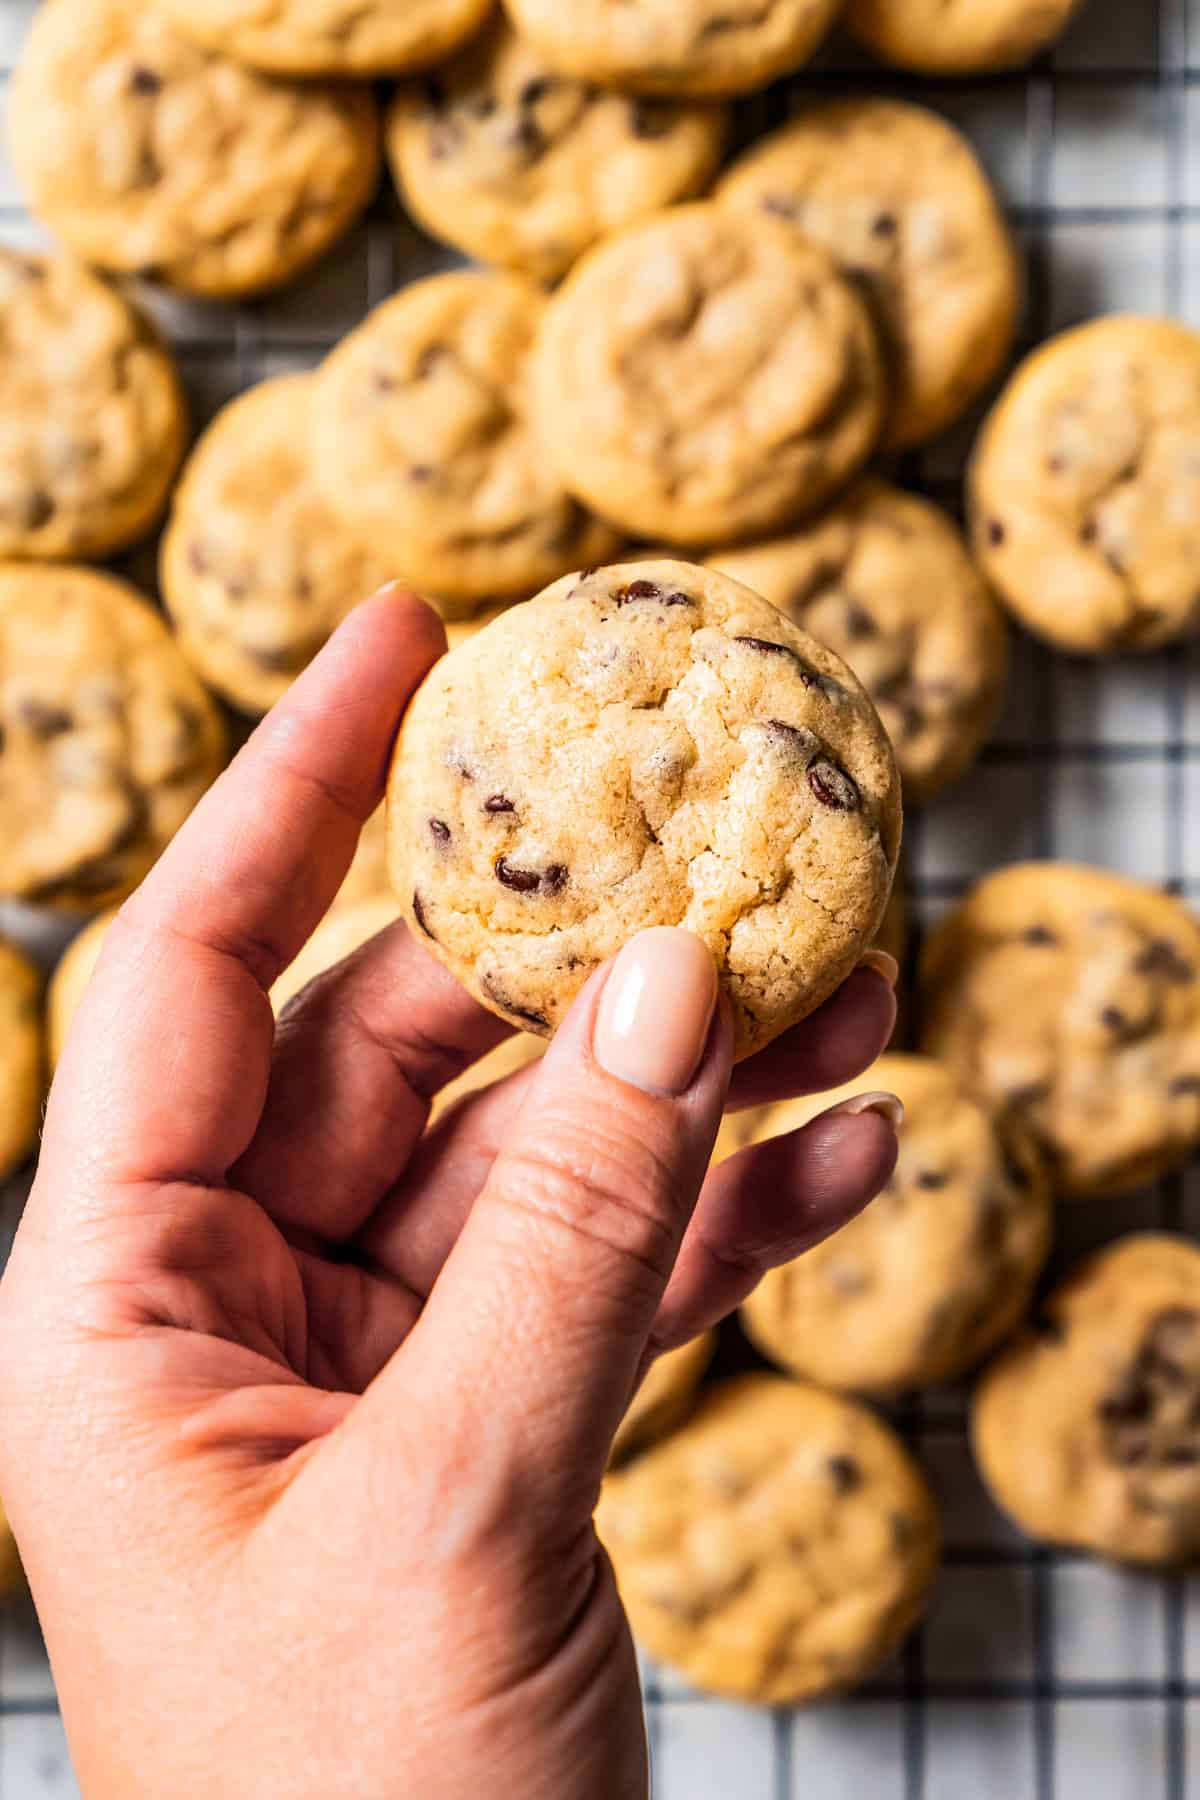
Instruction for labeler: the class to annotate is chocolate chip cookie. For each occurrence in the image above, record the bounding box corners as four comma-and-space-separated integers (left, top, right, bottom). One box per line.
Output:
162, 375, 396, 715
10, 0, 381, 298
596, 1374, 940, 1702
611, 1335, 715, 1463
503, 0, 840, 97
0, 250, 187, 561
532, 204, 885, 546
387, 561, 901, 1059
970, 317, 1200, 653
0, 938, 42, 1183
388, 16, 728, 286
735, 1054, 1051, 1395
718, 100, 1021, 450
920, 863, 1200, 1200
973, 1235, 1200, 1565
312, 270, 621, 606
846, 0, 1083, 73
0, 565, 227, 909
709, 481, 1009, 805
149, 0, 493, 75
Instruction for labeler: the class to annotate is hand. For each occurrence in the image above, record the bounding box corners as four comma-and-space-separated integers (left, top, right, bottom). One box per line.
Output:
0, 589, 899, 1800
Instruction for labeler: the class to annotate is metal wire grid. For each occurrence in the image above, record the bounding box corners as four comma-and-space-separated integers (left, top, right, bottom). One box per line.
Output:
0, 0, 1198, 1792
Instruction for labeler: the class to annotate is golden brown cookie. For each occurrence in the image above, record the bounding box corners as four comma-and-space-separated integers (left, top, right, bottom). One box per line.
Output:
502, 0, 841, 97
596, 1375, 940, 1702
388, 17, 727, 286
970, 317, 1200, 654
9, 0, 381, 298
312, 270, 620, 607
0, 939, 42, 1184
718, 100, 1020, 449
0, 249, 187, 561
919, 863, 1200, 1199
973, 1235, 1200, 1566
708, 481, 1009, 805
735, 1054, 1051, 1395
846, 0, 1083, 74
0, 566, 226, 909
610, 1335, 715, 1463
148, 0, 493, 75
335, 808, 391, 909
387, 561, 901, 1059
533, 204, 886, 546
161, 375, 396, 715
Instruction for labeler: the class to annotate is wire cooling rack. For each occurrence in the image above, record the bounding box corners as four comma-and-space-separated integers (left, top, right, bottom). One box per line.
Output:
2, 0, 1200, 1793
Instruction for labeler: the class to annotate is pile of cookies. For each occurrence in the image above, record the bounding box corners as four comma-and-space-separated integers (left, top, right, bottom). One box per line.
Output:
1, 0, 1199, 1711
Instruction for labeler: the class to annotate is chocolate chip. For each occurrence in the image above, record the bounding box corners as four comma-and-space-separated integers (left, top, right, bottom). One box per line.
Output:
761, 193, 799, 221
1101, 1006, 1127, 1033
510, 118, 545, 157
871, 211, 898, 237
480, 973, 551, 1032
484, 794, 516, 814
1001, 1143, 1032, 1190
630, 100, 675, 140
495, 857, 567, 896
19, 488, 54, 531
1135, 939, 1196, 985
429, 818, 451, 844
986, 520, 1006, 547
130, 66, 162, 95
188, 540, 210, 576
808, 757, 860, 813
975, 1194, 1009, 1254
828, 1454, 862, 1494
1170, 1075, 1200, 1096
18, 700, 72, 738
415, 344, 447, 380
1023, 924, 1059, 946
613, 578, 694, 608
1008, 1083, 1049, 1109
247, 645, 300, 673
466, 94, 497, 120
916, 1170, 948, 1190
519, 76, 556, 107
761, 718, 818, 757
734, 636, 842, 695
410, 465, 436, 484
890, 1512, 915, 1549
411, 891, 436, 940
843, 601, 876, 640
1099, 1308, 1200, 1471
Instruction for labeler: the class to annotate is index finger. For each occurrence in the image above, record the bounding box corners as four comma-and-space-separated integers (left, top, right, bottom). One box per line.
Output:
47, 587, 444, 1189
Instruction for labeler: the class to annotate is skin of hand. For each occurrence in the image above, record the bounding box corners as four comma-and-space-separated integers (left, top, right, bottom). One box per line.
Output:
0, 589, 900, 1800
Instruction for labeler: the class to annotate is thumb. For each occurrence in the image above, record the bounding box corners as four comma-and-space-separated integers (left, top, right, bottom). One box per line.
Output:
358, 928, 728, 1520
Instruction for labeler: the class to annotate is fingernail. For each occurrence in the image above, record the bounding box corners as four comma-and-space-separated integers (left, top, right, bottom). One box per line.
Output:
821, 1090, 905, 1131
594, 927, 718, 1096
857, 948, 899, 988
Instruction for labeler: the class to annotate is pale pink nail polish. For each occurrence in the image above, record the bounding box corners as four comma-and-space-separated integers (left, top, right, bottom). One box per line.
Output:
820, 1089, 905, 1131
594, 928, 718, 1096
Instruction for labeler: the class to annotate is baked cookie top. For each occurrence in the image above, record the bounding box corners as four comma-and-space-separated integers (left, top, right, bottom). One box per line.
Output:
533, 204, 885, 546
596, 1374, 940, 1703
973, 1235, 1200, 1566
0, 565, 226, 908
0, 249, 187, 561
0, 937, 43, 1185
919, 863, 1200, 1199
9, 0, 381, 297
709, 480, 1009, 805
970, 316, 1200, 653
502, 0, 841, 97
718, 99, 1021, 449
387, 561, 901, 1059
148, 0, 493, 76
312, 270, 621, 606
735, 1053, 1052, 1394
387, 16, 728, 285
161, 375, 396, 716
846, 0, 1083, 74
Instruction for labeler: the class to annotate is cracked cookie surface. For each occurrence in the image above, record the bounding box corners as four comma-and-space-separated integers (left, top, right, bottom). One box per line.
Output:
846, 0, 1083, 73
970, 317, 1200, 653
162, 375, 396, 715
718, 99, 1020, 449
9, 0, 381, 297
533, 204, 885, 546
919, 863, 1200, 1199
735, 1053, 1051, 1395
387, 561, 900, 1059
596, 1374, 940, 1703
149, 0, 493, 75
388, 16, 727, 286
0, 249, 187, 561
709, 480, 1009, 805
503, 0, 840, 97
0, 938, 42, 1184
0, 565, 226, 909
313, 270, 621, 606
973, 1235, 1200, 1565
